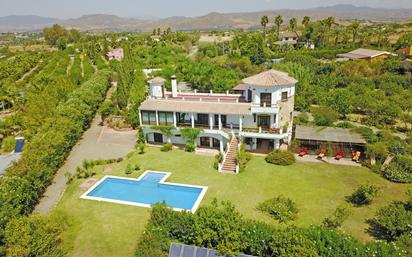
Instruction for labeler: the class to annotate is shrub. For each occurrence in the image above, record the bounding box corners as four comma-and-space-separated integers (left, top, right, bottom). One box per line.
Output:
265, 150, 295, 166
351, 127, 378, 144
323, 203, 352, 228
235, 143, 252, 172
257, 196, 299, 223
349, 183, 381, 206
160, 142, 173, 152
335, 121, 354, 128
240, 220, 275, 256
192, 200, 244, 255
213, 152, 223, 170
383, 155, 412, 183
1, 136, 15, 153
137, 127, 146, 144
135, 224, 169, 257
125, 164, 132, 174
312, 106, 339, 126
268, 226, 318, 257
5, 214, 67, 257
99, 101, 117, 121
294, 112, 309, 125
374, 201, 412, 240
138, 142, 146, 154
184, 142, 196, 152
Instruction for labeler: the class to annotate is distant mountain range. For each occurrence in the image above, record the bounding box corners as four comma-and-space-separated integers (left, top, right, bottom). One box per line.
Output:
1, 5, 412, 33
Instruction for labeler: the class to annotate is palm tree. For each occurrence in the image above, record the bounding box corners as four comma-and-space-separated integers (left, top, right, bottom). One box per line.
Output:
323, 16, 336, 45
302, 16, 311, 28
289, 17, 297, 32
349, 21, 360, 44
261, 15, 269, 37
331, 28, 342, 46
274, 15, 283, 38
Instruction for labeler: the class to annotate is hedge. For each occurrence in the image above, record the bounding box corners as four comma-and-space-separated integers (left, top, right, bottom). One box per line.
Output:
0, 70, 111, 251
135, 200, 407, 257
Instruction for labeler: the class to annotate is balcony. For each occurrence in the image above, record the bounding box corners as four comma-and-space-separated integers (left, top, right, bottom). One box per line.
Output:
250, 103, 279, 114
242, 127, 281, 134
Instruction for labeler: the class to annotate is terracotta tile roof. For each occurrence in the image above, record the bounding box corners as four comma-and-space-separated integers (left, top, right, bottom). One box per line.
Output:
279, 31, 300, 38
139, 98, 251, 115
232, 83, 248, 90
337, 48, 392, 59
148, 76, 166, 83
242, 69, 297, 87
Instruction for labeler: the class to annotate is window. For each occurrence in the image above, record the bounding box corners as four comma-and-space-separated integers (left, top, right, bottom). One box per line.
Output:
141, 111, 156, 125
273, 114, 277, 124
260, 93, 272, 107
197, 113, 209, 125
257, 115, 270, 129
214, 114, 227, 127
158, 112, 174, 126
281, 92, 288, 101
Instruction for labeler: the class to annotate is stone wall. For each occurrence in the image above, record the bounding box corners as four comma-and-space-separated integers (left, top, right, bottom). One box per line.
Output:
277, 96, 294, 129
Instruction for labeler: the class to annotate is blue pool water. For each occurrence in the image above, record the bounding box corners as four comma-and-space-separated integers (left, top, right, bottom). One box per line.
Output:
86, 172, 204, 211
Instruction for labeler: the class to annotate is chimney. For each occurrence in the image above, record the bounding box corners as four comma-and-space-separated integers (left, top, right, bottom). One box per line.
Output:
171, 75, 178, 98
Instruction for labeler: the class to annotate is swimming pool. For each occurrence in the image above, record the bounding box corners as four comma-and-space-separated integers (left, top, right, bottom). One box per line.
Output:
80, 171, 207, 213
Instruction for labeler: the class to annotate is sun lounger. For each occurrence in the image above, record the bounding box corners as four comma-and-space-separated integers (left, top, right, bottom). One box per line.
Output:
335, 150, 345, 160
352, 151, 361, 162
298, 147, 309, 157
317, 149, 326, 159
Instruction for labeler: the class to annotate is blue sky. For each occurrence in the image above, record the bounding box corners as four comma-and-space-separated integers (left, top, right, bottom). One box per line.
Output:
1, 0, 411, 19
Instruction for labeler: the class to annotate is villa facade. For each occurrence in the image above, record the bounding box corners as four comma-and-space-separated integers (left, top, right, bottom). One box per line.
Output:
139, 69, 297, 156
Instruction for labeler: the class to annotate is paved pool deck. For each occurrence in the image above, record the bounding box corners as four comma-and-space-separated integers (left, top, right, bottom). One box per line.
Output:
34, 114, 136, 215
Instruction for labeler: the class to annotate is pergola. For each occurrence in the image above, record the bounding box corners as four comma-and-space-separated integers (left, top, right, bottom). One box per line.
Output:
294, 125, 367, 156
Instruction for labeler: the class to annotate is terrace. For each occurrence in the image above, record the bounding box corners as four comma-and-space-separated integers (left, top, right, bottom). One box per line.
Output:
163, 91, 246, 103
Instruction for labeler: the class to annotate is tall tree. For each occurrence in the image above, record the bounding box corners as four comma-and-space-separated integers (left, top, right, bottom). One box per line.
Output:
349, 21, 360, 44
289, 17, 297, 32
43, 24, 67, 46
260, 15, 269, 37
323, 16, 336, 45
274, 15, 283, 38
302, 16, 311, 28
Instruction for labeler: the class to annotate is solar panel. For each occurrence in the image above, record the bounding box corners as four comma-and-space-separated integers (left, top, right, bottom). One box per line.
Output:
169, 243, 183, 257
182, 245, 195, 257
168, 243, 256, 257
208, 249, 218, 257
194, 248, 206, 257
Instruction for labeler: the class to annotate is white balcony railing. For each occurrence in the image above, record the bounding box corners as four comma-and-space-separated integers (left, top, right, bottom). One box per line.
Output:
250, 103, 279, 114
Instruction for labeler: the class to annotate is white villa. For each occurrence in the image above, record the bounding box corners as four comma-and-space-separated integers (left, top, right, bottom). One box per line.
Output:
139, 70, 297, 172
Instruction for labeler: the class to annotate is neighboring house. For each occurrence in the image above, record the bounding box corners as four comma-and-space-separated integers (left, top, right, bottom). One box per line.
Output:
337, 48, 393, 61
168, 243, 255, 257
138, 70, 297, 163
150, 35, 161, 42
396, 46, 412, 58
0, 137, 24, 176
274, 31, 300, 47
106, 48, 124, 61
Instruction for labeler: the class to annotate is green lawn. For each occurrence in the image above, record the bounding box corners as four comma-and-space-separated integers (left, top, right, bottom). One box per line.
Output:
54, 147, 410, 257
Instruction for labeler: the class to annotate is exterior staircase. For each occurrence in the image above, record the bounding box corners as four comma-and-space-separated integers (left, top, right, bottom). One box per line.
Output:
221, 137, 238, 174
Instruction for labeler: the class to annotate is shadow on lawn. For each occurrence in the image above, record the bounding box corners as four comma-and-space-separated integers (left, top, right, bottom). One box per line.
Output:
365, 218, 391, 241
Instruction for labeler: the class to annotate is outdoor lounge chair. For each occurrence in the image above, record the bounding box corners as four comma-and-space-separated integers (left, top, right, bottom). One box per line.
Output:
335, 150, 345, 160
317, 149, 326, 159
352, 151, 361, 162
298, 147, 309, 157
